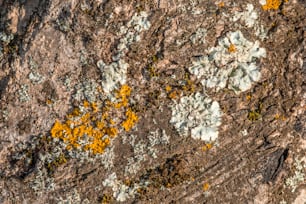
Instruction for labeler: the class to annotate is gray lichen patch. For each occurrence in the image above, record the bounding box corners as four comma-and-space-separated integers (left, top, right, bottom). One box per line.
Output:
170, 92, 222, 142
73, 79, 100, 103
285, 158, 305, 192
26, 57, 45, 84
190, 27, 207, 45
97, 11, 151, 97
189, 30, 266, 93
0, 0, 305, 203
18, 84, 31, 102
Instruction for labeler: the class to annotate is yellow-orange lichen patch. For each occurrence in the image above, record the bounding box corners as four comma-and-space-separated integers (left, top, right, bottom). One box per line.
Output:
165, 85, 172, 92
83, 100, 90, 108
168, 90, 180, 99
202, 143, 213, 151
46, 99, 53, 105
122, 108, 138, 131
228, 44, 236, 53
262, 0, 282, 10
84, 137, 110, 154
91, 102, 99, 113
203, 183, 210, 191
67, 108, 81, 118
50, 84, 138, 155
114, 84, 132, 108
218, 2, 225, 7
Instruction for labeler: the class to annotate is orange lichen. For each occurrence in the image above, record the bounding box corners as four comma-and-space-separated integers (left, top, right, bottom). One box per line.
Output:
275, 113, 286, 121
84, 137, 110, 154
218, 2, 225, 7
274, 113, 280, 119
228, 44, 236, 53
203, 183, 210, 191
165, 85, 172, 92
202, 143, 213, 151
262, 0, 282, 10
106, 127, 118, 137
91, 102, 99, 113
83, 100, 90, 108
246, 95, 252, 101
67, 108, 81, 118
168, 90, 180, 99
50, 84, 138, 155
51, 110, 116, 154
114, 84, 132, 108
122, 108, 138, 131
46, 99, 53, 105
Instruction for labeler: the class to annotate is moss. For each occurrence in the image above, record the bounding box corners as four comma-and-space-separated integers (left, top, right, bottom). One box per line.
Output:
46, 153, 67, 174
148, 65, 159, 78
248, 110, 261, 121
100, 194, 113, 204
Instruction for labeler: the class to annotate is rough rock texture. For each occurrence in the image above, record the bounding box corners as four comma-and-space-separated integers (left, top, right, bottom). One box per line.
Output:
0, 0, 305, 203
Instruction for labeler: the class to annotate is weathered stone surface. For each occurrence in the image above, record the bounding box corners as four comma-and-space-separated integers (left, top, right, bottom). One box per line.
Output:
0, 0, 305, 203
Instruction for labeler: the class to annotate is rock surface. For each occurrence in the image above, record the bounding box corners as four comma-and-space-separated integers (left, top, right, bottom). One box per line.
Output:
0, 0, 305, 203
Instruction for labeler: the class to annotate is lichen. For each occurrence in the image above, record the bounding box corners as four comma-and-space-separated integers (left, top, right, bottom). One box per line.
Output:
18, 84, 31, 102
97, 11, 151, 97
121, 108, 138, 132
103, 173, 140, 202
261, 0, 282, 10
232, 4, 258, 28
285, 158, 305, 192
50, 85, 138, 155
28, 57, 44, 84
189, 30, 266, 94
190, 27, 207, 45
203, 183, 210, 191
170, 92, 222, 142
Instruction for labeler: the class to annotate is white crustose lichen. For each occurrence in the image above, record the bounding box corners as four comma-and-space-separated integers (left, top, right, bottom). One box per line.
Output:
170, 92, 222, 142
189, 30, 266, 94
232, 4, 258, 28
103, 173, 139, 202
97, 11, 151, 97
18, 84, 31, 102
285, 158, 305, 192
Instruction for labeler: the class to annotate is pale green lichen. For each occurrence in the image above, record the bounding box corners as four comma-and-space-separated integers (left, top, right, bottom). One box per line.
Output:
232, 4, 258, 28
231, 4, 267, 40
124, 129, 170, 175
190, 27, 207, 45
18, 84, 31, 102
103, 173, 141, 202
28, 57, 45, 84
170, 92, 222, 142
285, 158, 305, 192
56, 189, 83, 204
189, 30, 266, 94
0, 32, 14, 44
97, 11, 151, 97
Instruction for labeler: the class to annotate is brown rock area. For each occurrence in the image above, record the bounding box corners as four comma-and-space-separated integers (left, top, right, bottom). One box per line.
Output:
0, 0, 305, 203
